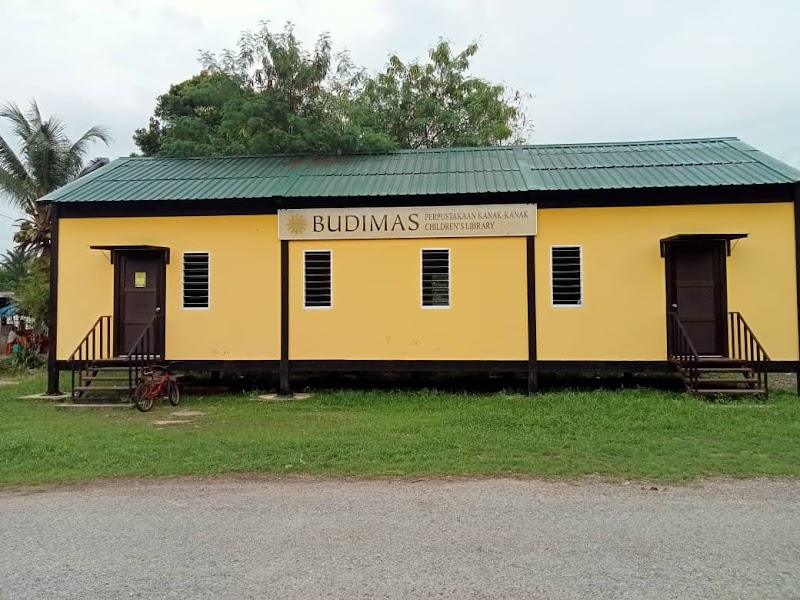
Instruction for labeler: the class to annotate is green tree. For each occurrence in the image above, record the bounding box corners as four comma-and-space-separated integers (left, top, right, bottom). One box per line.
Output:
133, 72, 248, 157
16, 258, 49, 330
134, 23, 530, 157
201, 21, 334, 110
135, 23, 396, 157
0, 100, 110, 255
0, 248, 33, 292
358, 41, 532, 148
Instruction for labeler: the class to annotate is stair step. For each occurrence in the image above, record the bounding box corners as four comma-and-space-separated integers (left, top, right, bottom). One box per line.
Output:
81, 376, 130, 382
58, 402, 133, 409
82, 371, 130, 376
75, 360, 130, 367
682, 370, 755, 378
74, 386, 133, 392
696, 363, 750, 369
695, 378, 757, 387
69, 397, 131, 405
694, 388, 765, 395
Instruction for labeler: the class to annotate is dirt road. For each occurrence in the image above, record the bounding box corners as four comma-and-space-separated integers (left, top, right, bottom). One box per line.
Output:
1, 477, 798, 599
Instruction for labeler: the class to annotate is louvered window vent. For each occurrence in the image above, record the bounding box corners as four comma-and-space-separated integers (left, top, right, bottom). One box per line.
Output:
421, 249, 450, 308
183, 252, 210, 309
551, 246, 582, 306
304, 250, 332, 308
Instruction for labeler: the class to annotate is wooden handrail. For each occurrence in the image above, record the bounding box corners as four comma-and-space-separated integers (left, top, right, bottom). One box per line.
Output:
67, 316, 113, 362
728, 312, 770, 398
68, 315, 112, 399
667, 311, 700, 392
126, 310, 163, 396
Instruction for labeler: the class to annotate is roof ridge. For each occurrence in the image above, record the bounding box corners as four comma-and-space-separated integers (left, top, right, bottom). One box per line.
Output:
532, 160, 753, 171
121, 146, 522, 161
114, 137, 741, 162
515, 136, 739, 151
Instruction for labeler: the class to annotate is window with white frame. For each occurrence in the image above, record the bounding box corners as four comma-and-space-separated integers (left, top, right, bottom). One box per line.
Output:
182, 252, 210, 309
551, 246, 582, 306
421, 248, 450, 308
304, 250, 332, 308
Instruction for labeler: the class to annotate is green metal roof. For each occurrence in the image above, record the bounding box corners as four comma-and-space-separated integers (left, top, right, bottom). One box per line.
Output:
42, 137, 800, 203
519, 138, 800, 190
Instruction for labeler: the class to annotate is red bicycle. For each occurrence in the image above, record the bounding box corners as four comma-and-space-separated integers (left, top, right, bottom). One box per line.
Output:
133, 364, 181, 412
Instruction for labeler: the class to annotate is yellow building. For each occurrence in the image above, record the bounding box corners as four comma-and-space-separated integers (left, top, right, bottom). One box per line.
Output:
41, 138, 800, 400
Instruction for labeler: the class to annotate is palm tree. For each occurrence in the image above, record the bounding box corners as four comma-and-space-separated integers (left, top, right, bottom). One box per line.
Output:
0, 100, 110, 255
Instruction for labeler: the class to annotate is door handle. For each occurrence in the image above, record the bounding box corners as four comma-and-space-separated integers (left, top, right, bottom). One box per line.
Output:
671, 303, 678, 309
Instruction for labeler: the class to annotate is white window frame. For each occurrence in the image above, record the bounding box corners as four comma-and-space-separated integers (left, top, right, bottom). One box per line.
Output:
420, 247, 451, 309
303, 249, 333, 310
182, 251, 210, 311
550, 245, 583, 308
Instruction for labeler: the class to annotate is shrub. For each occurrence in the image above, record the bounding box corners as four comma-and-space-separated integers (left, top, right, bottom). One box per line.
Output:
16, 260, 49, 330
8, 345, 44, 370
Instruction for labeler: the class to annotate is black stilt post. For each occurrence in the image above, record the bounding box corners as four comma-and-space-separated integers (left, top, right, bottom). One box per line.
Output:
279, 239, 292, 396
794, 185, 800, 396
46, 203, 61, 395
526, 235, 538, 395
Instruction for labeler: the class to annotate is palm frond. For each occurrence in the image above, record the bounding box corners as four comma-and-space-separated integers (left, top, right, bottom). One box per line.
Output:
0, 98, 110, 254
77, 157, 110, 178
39, 114, 70, 143
0, 167, 35, 212
25, 116, 74, 194
0, 133, 30, 183
0, 101, 34, 144
25, 99, 43, 129
68, 125, 112, 165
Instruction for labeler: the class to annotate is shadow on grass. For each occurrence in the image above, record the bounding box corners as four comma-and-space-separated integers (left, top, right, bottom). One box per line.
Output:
181, 369, 687, 396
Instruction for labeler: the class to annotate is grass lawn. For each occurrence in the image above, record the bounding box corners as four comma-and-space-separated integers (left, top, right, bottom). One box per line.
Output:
1, 373, 799, 486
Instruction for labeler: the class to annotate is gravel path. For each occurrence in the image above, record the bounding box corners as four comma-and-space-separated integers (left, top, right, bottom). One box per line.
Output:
1, 477, 799, 599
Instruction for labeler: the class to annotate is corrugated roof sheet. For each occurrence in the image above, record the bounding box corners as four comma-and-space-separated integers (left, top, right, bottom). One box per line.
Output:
517, 138, 800, 190
42, 137, 800, 203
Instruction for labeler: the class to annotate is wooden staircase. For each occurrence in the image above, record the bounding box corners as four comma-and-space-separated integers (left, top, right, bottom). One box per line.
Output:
668, 312, 769, 399
73, 363, 134, 403
677, 357, 765, 397
68, 312, 163, 404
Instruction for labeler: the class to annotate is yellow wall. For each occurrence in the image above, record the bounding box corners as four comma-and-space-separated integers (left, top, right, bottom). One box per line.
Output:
57, 201, 798, 364
289, 238, 529, 360
57, 215, 281, 360
536, 202, 798, 361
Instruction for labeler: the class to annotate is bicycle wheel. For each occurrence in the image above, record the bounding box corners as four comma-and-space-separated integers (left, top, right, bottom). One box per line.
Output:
133, 381, 155, 412
168, 379, 181, 406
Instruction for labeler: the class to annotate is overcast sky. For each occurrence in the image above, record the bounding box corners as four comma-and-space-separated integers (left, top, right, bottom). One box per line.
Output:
1, 0, 798, 252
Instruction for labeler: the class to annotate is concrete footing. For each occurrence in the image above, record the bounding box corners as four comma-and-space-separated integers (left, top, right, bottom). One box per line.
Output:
54, 403, 132, 409
254, 393, 312, 402
21, 393, 70, 401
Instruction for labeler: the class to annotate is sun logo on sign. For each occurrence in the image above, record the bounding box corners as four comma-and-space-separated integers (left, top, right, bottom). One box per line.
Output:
287, 215, 308, 235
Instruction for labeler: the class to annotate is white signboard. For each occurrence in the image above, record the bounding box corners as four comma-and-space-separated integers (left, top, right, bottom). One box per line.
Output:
279, 203, 537, 240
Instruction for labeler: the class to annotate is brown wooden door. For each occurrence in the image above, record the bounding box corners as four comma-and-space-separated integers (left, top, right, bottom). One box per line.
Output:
115, 252, 165, 356
666, 243, 727, 356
